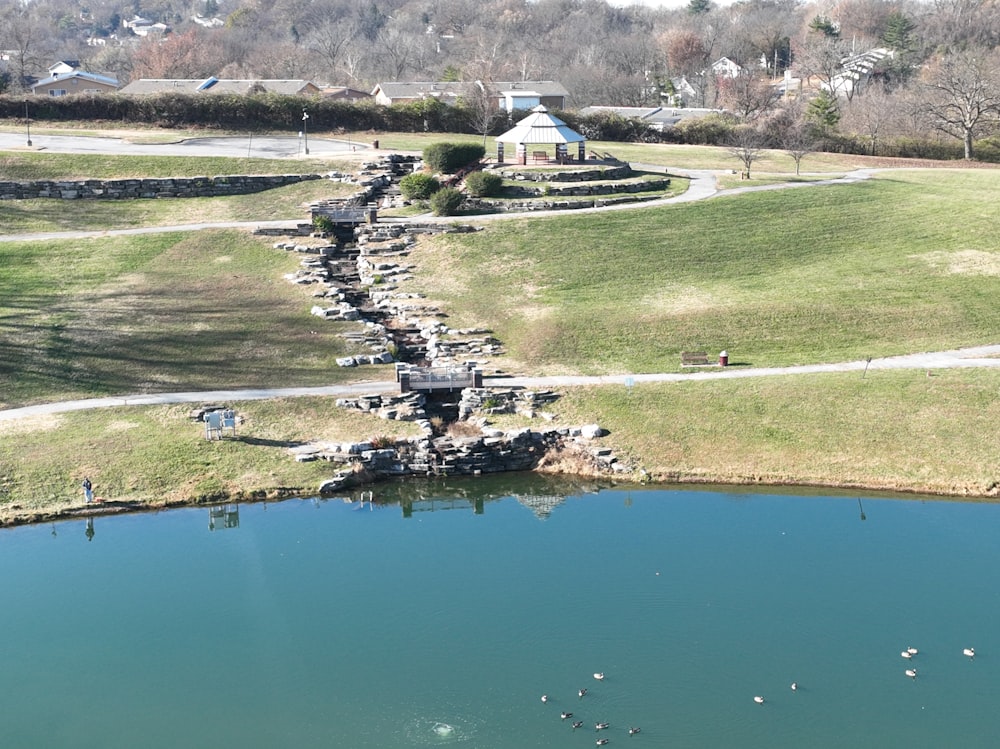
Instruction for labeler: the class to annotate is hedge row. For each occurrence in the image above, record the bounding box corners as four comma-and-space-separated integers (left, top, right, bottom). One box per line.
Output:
0, 91, 988, 161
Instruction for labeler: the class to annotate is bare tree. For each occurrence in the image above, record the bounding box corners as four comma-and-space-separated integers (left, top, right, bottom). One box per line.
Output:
794, 34, 855, 105
728, 126, 766, 178
717, 70, 780, 121
782, 125, 815, 175
921, 47, 1000, 159
461, 79, 501, 145
0, 6, 54, 92
842, 81, 898, 155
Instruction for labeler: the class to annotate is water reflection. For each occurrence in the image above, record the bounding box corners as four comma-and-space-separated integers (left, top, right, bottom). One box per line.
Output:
858, 497, 867, 521
85, 517, 95, 541
208, 504, 240, 531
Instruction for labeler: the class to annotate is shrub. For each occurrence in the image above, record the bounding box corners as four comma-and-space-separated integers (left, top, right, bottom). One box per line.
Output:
423, 142, 486, 173
312, 215, 336, 234
399, 172, 440, 200
464, 170, 503, 197
430, 187, 464, 215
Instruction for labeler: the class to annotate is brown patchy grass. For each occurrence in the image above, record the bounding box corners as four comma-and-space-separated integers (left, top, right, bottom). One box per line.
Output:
548, 368, 1000, 497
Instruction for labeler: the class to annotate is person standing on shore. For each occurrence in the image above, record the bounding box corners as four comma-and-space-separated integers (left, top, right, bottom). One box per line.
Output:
82, 477, 93, 503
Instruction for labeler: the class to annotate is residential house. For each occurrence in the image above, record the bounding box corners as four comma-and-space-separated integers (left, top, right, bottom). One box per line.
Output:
31, 70, 119, 96
191, 15, 225, 28
320, 86, 372, 102
123, 15, 169, 37
667, 76, 698, 107
821, 47, 893, 99
119, 78, 321, 96
47, 60, 81, 76
579, 106, 724, 132
711, 57, 745, 79
371, 80, 568, 110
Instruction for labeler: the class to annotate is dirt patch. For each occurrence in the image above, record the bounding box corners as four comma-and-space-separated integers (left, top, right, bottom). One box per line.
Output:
914, 250, 1000, 276
0, 413, 63, 434
641, 286, 724, 314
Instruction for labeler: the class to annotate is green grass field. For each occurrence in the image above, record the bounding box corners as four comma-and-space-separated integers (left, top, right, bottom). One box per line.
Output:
550, 368, 1000, 497
0, 229, 387, 408
0, 398, 422, 517
409, 169, 1000, 374
0, 151, 350, 180
0, 179, 354, 234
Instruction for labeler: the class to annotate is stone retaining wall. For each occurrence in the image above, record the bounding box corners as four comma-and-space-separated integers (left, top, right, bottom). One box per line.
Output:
297, 424, 627, 494
492, 164, 632, 182
0, 173, 321, 200
465, 194, 664, 212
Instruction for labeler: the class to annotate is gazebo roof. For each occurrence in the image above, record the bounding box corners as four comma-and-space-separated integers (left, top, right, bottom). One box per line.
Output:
496, 105, 585, 145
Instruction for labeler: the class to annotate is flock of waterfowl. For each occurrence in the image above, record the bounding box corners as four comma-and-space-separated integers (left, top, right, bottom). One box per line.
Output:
541, 673, 640, 745
753, 645, 978, 703
542, 647, 978, 742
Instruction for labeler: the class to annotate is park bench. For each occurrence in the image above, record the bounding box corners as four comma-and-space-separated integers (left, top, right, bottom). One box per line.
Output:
681, 351, 711, 366
532, 150, 549, 163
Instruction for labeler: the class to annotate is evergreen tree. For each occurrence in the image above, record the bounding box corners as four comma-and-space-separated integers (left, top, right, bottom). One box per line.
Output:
809, 15, 840, 38
687, 0, 711, 15
807, 90, 840, 133
881, 11, 915, 53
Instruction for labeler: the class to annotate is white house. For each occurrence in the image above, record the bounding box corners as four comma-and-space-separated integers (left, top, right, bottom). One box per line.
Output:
711, 57, 745, 79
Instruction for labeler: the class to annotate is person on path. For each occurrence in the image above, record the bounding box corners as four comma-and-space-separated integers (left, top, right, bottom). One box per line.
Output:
82, 477, 94, 503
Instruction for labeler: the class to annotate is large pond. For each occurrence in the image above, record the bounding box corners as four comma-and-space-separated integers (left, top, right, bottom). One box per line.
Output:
2, 476, 997, 748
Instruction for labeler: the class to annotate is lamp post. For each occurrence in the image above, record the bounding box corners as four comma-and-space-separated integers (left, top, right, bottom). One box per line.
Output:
24, 99, 31, 147
302, 109, 309, 155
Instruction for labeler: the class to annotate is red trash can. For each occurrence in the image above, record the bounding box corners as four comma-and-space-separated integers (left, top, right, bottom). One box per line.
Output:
719, 350, 729, 366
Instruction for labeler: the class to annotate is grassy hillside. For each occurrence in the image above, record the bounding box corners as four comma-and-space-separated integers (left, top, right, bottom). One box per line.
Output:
0, 230, 385, 408
0, 179, 353, 234
409, 170, 1000, 374
550, 368, 1000, 497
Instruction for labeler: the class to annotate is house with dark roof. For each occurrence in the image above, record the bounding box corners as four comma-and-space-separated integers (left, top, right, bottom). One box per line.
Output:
320, 86, 372, 102
118, 78, 320, 96
371, 80, 568, 110
578, 106, 723, 131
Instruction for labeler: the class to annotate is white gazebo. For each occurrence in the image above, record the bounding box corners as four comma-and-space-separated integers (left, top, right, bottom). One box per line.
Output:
494, 105, 587, 165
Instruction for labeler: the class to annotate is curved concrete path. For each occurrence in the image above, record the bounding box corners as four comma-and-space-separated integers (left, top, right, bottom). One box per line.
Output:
0, 168, 877, 243
3, 344, 999, 423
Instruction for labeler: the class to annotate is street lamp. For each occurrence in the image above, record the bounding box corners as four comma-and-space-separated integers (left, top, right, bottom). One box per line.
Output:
302, 109, 309, 155
24, 99, 31, 147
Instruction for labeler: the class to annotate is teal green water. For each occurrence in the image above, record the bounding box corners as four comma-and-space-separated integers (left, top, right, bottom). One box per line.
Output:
2, 483, 998, 748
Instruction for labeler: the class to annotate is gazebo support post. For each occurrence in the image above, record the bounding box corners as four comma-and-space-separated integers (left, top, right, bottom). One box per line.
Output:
497, 142, 505, 164
579, 141, 586, 162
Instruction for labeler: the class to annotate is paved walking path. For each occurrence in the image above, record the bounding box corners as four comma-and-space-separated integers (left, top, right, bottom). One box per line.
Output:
3, 344, 999, 423
0, 168, 877, 243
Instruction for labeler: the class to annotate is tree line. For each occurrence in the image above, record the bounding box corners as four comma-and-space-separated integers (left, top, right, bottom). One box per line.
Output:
2, 0, 1000, 159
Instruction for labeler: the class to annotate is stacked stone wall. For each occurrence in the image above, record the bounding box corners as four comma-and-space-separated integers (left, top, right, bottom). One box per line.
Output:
0, 174, 321, 200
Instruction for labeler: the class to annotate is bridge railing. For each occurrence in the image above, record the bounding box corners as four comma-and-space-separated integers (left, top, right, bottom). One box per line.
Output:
397, 365, 483, 393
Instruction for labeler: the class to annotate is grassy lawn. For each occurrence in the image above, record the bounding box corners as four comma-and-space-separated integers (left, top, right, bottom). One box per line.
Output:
4, 132, 1000, 510
0, 179, 355, 234
714, 172, 846, 190
0, 229, 392, 408
408, 169, 1000, 375
0, 398, 422, 517
548, 368, 1000, 497
0, 151, 350, 180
